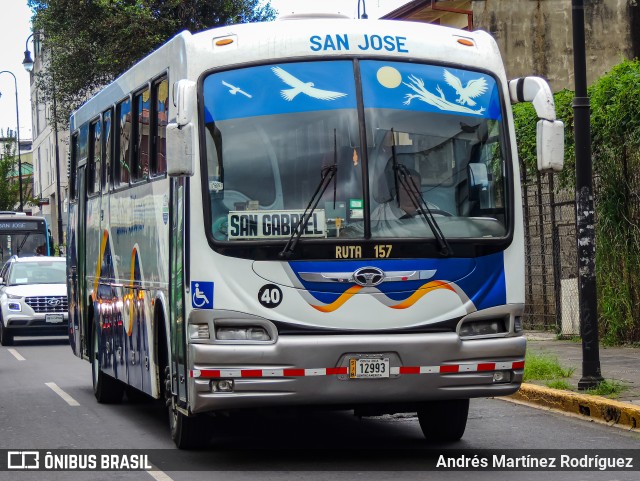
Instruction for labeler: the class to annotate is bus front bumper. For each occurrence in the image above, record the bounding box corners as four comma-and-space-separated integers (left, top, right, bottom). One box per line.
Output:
186, 332, 526, 414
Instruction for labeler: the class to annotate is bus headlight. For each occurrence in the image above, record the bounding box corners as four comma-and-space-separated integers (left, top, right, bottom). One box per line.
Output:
459, 319, 507, 338
215, 326, 271, 341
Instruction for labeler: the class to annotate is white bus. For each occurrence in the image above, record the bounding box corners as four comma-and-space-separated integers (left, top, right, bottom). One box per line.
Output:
67, 14, 563, 449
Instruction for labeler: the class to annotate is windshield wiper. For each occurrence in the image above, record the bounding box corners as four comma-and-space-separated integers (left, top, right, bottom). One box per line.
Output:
390, 134, 451, 256
279, 131, 338, 259
17, 233, 31, 255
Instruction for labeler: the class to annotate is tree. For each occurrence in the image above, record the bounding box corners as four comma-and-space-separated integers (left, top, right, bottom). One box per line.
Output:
0, 136, 28, 211
27, 0, 276, 128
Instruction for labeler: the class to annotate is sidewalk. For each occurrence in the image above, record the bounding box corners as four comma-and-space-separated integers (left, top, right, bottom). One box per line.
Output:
505, 332, 640, 430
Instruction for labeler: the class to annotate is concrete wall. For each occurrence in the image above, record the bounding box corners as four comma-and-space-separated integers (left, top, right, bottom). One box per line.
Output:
472, 0, 640, 91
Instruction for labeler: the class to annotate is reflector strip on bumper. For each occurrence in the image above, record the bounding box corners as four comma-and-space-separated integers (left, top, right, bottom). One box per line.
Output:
190, 360, 525, 379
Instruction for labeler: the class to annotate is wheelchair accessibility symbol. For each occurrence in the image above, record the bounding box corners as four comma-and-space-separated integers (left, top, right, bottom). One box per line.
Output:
191, 281, 214, 309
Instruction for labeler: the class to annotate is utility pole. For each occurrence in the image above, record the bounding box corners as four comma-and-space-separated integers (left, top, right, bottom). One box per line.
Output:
571, 0, 603, 389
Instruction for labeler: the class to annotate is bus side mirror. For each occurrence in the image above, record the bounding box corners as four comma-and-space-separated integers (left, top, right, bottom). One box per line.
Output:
509, 76, 564, 173
536, 120, 564, 173
174, 79, 196, 126
166, 122, 194, 177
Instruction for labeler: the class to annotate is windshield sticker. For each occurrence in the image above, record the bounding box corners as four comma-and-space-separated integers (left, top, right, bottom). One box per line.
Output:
227, 210, 327, 240
221, 80, 252, 98
361, 60, 501, 120
402, 70, 487, 115
209, 180, 223, 192
271, 66, 347, 101
204, 61, 356, 122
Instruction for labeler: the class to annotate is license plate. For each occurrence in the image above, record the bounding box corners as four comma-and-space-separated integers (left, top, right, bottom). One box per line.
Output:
45, 314, 64, 324
349, 357, 390, 379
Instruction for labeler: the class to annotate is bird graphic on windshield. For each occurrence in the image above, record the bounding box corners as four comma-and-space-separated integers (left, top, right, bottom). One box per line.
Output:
221, 81, 252, 98
443, 69, 487, 107
271, 66, 347, 101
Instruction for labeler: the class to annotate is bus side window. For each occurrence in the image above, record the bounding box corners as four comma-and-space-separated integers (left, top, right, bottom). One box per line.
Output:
102, 109, 112, 192
69, 133, 79, 200
89, 118, 101, 195
115, 97, 132, 187
151, 77, 168, 176
133, 87, 150, 181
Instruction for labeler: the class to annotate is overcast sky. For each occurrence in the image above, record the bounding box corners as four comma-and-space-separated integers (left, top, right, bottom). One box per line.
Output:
0, 0, 33, 140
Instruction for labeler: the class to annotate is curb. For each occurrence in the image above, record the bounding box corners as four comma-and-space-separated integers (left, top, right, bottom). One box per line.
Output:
507, 383, 640, 431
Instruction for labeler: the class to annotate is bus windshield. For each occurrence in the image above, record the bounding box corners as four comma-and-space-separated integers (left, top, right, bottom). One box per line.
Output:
0, 217, 50, 263
203, 59, 508, 246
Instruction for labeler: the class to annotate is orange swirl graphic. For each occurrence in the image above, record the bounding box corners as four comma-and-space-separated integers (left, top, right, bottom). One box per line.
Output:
310, 281, 457, 313
311, 285, 363, 312
94, 230, 109, 296
389, 280, 456, 309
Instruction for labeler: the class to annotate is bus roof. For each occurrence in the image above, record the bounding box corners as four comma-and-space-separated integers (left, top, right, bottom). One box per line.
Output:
71, 18, 506, 129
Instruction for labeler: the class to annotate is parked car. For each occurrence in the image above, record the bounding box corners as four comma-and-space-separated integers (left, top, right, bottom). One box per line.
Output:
0, 256, 68, 345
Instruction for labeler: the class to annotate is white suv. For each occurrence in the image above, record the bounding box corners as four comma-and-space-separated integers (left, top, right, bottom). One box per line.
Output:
0, 256, 68, 345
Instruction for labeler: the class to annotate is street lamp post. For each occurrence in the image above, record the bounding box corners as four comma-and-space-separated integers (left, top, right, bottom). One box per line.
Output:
23, 33, 64, 248
571, 0, 603, 389
0, 70, 24, 212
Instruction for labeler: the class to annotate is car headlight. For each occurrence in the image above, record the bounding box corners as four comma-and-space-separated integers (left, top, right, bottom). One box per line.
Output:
6, 293, 23, 300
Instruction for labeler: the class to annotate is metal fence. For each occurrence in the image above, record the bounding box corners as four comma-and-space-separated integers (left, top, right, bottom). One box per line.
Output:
522, 171, 579, 336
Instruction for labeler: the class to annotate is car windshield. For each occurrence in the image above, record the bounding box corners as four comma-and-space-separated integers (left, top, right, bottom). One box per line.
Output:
202, 59, 507, 247
8, 261, 66, 285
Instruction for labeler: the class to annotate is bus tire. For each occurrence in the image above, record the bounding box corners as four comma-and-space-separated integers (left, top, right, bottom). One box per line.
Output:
92, 323, 124, 403
0, 318, 13, 346
156, 313, 211, 449
417, 398, 469, 442
170, 407, 212, 450
165, 366, 211, 449
164, 366, 211, 449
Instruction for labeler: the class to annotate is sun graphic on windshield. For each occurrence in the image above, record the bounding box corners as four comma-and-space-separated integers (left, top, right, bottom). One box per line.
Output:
377, 66, 402, 88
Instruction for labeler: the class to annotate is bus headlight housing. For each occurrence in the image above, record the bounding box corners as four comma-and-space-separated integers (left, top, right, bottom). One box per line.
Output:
459, 319, 507, 338
188, 324, 210, 340
215, 326, 271, 341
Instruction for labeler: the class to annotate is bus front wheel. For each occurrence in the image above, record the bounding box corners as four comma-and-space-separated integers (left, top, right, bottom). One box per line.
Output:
417, 398, 469, 442
165, 366, 211, 449
92, 323, 124, 403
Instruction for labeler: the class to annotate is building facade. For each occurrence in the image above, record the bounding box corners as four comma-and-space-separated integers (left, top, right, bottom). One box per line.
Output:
26, 36, 68, 246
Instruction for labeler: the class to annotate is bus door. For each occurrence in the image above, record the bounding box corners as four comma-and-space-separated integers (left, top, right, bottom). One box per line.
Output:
169, 177, 188, 405
76, 164, 89, 358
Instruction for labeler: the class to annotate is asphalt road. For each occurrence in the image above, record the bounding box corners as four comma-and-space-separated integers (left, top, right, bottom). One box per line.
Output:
0, 336, 639, 481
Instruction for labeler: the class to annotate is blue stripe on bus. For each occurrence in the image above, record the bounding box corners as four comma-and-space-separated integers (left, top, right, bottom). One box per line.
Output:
288, 252, 506, 310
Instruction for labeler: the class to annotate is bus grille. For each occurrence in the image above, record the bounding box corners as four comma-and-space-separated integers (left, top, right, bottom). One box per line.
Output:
25, 296, 68, 313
